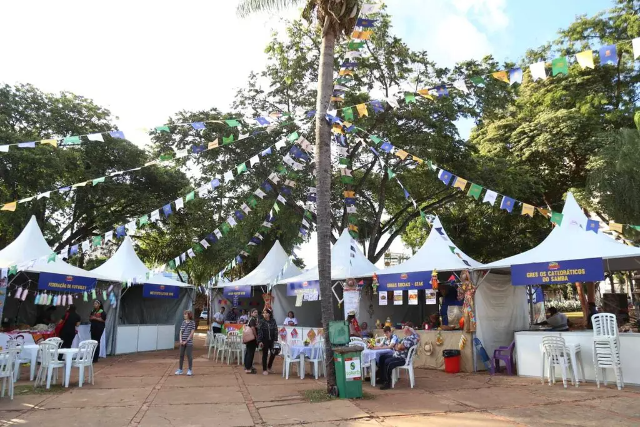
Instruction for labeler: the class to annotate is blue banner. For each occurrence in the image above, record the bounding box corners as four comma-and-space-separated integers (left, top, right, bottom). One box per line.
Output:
377, 271, 432, 292
528, 286, 544, 304
38, 273, 96, 293
511, 258, 604, 286
286, 280, 320, 296
223, 285, 252, 298
142, 284, 179, 299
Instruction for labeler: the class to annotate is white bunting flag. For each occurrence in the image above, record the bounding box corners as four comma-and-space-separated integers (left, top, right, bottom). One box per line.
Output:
87, 133, 104, 142
187, 248, 196, 258
268, 172, 280, 184
176, 149, 188, 158
240, 250, 249, 257
277, 195, 286, 204
249, 155, 260, 167
334, 84, 348, 91
282, 154, 294, 166
292, 161, 303, 171
284, 179, 296, 187
254, 189, 267, 199
223, 170, 234, 183
453, 79, 469, 94
386, 96, 400, 109
361, 3, 381, 14
262, 221, 273, 228
634, 37, 640, 59
180, 253, 186, 262
37, 191, 51, 200
337, 147, 348, 156
309, 187, 317, 193
345, 51, 362, 59
254, 233, 263, 240
241, 203, 251, 214
347, 205, 357, 213
104, 231, 113, 242
200, 239, 210, 249
302, 219, 310, 227
340, 169, 352, 176
198, 185, 209, 198
214, 229, 222, 239
174, 256, 181, 267
18, 196, 35, 203
0, 145, 10, 153
239, 133, 249, 140
175, 197, 184, 210
275, 138, 287, 149
227, 216, 237, 227
150, 210, 160, 222
126, 221, 137, 233
81, 240, 90, 252
530, 61, 547, 81
483, 190, 498, 206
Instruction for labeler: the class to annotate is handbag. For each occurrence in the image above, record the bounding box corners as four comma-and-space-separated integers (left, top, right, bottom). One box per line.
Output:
242, 325, 256, 343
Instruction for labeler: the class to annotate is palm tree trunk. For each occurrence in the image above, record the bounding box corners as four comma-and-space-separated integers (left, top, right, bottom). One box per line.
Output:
315, 28, 337, 393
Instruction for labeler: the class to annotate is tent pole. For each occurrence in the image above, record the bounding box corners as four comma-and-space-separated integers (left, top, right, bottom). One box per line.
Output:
527, 286, 535, 325
111, 285, 123, 356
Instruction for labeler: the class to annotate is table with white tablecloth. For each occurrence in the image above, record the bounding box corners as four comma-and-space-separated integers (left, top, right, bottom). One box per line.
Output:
361, 348, 393, 386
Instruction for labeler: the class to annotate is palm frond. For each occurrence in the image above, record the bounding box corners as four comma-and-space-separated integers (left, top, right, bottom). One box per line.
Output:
237, 0, 305, 17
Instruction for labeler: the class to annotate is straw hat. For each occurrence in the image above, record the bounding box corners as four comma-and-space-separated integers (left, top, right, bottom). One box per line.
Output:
423, 341, 434, 356
347, 310, 356, 316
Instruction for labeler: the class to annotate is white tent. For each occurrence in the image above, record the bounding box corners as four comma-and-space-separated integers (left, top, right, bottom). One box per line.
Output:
484, 192, 640, 272
91, 236, 192, 288
0, 215, 62, 268
220, 240, 301, 288
279, 229, 378, 284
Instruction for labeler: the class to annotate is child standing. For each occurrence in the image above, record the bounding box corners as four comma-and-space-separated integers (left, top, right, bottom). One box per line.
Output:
176, 310, 196, 376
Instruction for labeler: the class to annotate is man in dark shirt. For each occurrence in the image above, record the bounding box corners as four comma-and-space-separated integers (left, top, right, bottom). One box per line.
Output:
225, 307, 238, 323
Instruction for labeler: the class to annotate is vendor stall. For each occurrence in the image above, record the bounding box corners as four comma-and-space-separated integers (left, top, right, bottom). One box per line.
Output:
484, 193, 640, 385
90, 237, 193, 354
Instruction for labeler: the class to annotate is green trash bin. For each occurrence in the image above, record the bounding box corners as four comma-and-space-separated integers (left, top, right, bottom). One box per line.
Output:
333, 346, 364, 399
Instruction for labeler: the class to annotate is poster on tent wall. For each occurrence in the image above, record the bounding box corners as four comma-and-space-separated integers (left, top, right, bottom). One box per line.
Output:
425, 289, 437, 305
408, 289, 418, 305
0, 269, 7, 323
378, 291, 388, 305
142, 284, 179, 299
511, 258, 605, 286
343, 289, 360, 318
376, 271, 432, 292
286, 280, 320, 296
38, 273, 96, 293
393, 290, 403, 305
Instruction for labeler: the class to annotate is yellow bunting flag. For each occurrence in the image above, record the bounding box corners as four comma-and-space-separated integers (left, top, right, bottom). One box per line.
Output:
349, 224, 359, 232
343, 121, 352, 129
356, 104, 368, 117
575, 50, 594, 69
412, 156, 424, 164
609, 222, 623, 233
332, 123, 344, 134
492, 71, 509, 83
417, 89, 434, 100
339, 69, 353, 76
344, 190, 355, 198
40, 139, 58, 147
536, 208, 550, 217
72, 181, 89, 188
351, 30, 372, 40
208, 139, 219, 150
395, 149, 409, 160
453, 177, 468, 191
521, 204, 535, 217
1, 201, 17, 212
331, 96, 344, 102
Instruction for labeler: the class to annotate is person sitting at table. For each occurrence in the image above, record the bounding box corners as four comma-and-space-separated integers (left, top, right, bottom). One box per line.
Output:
238, 309, 249, 324
347, 310, 361, 337
377, 324, 420, 390
360, 322, 370, 338
375, 326, 398, 349
423, 313, 441, 330
57, 305, 81, 354
212, 307, 225, 333
225, 307, 238, 323
536, 307, 569, 331
284, 311, 297, 326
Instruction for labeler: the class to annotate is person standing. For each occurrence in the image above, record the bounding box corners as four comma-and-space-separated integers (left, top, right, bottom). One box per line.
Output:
257, 308, 278, 375
89, 300, 106, 363
225, 307, 238, 323
243, 309, 259, 374
377, 325, 419, 390
175, 310, 196, 376
58, 304, 81, 350
212, 307, 225, 334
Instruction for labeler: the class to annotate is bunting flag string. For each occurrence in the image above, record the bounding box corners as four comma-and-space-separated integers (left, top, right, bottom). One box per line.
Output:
334, 131, 359, 240
0, 117, 309, 211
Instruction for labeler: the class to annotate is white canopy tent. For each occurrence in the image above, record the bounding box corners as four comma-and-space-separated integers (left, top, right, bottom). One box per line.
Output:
0, 216, 52, 268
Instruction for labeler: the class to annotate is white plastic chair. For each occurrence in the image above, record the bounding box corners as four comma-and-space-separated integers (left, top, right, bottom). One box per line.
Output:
0, 350, 15, 400
224, 332, 242, 365
280, 342, 301, 380
214, 335, 227, 362
72, 340, 98, 387
44, 337, 63, 348
392, 345, 417, 389
7, 339, 30, 382
34, 342, 64, 390
542, 336, 574, 388
592, 313, 624, 390
208, 332, 222, 359
304, 342, 326, 379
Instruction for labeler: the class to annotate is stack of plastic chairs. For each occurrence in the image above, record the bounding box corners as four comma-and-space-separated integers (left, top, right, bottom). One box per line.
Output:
591, 313, 624, 390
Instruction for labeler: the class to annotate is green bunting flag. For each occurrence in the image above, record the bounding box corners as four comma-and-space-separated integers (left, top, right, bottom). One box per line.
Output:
339, 158, 352, 166
348, 41, 365, 50
185, 191, 195, 202
631, 225, 640, 231
342, 107, 354, 121
221, 223, 230, 235
341, 176, 354, 184
405, 93, 416, 104
470, 76, 485, 85
92, 177, 106, 186
159, 153, 173, 161
222, 135, 234, 144
304, 210, 313, 220
47, 252, 57, 263
467, 183, 483, 200
369, 135, 382, 144
8, 265, 17, 275
273, 203, 280, 213
349, 230, 359, 239
247, 196, 258, 208
92, 235, 102, 247
449, 246, 457, 254
276, 164, 287, 174
336, 77, 352, 84
387, 168, 396, 179
225, 119, 241, 127
552, 57, 568, 76
348, 215, 358, 224
420, 210, 428, 224
194, 243, 204, 253
237, 163, 247, 174
288, 132, 299, 141
168, 259, 176, 269
156, 126, 170, 133
550, 211, 564, 226
139, 214, 149, 226
64, 136, 81, 144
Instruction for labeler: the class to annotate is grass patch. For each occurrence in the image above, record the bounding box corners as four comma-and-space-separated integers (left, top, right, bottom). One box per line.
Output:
301, 389, 376, 403
14, 384, 66, 396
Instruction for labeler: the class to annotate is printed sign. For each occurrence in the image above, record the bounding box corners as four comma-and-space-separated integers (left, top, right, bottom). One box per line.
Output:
377, 271, 432, 292
408, 289, 418, 305
378, 291, 388, 305
38, 273, 96, 293
511, 258, 604, 286
393, 290, 403, 305
142, 284, 179, 299
222, 285, 252, 298
425, 289, 437, 305
345, 357, 362, 381
287, 280, 320, 296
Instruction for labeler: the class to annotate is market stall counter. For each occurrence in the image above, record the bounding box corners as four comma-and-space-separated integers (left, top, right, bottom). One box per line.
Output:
373, 329, 474, 373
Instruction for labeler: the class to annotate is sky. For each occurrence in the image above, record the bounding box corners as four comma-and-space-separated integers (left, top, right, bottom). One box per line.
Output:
1, 0, 613, 268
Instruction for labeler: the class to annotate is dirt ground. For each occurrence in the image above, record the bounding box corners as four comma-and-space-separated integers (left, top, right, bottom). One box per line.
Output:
1, 334, 638, 426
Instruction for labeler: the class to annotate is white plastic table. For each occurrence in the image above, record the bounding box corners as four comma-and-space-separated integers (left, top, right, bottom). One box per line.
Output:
58, 348, 79, 387
361, 349, 393, 386
539, 343, 585, 386
20, 344, 40, 381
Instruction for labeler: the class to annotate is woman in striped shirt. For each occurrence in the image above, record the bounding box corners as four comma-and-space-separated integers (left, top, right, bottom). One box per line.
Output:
175, 310, 196, 376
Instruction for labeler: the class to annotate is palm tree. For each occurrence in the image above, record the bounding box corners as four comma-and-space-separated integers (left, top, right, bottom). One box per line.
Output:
238, 0, 360, 393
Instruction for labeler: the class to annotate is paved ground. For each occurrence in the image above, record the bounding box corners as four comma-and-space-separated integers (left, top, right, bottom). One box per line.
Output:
1, 334, 639, 426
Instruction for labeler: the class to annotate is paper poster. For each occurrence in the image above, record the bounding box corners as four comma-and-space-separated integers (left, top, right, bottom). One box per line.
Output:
425, 289, 437, 305
295, 292, 303, 307
378, 291, 388, 305
393, 290, 403, 305
408, 289, 418, 305
343, 289, 360, 318
303, 290, 318, 301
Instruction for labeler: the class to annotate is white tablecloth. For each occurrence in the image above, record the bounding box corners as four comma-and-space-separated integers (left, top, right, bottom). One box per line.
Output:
290, 345, 314, 359
361, 349, 393, 365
